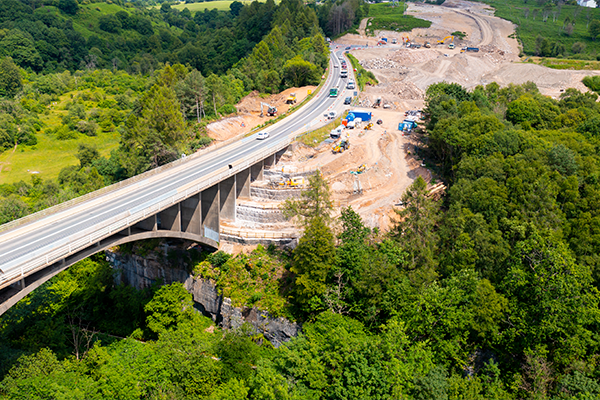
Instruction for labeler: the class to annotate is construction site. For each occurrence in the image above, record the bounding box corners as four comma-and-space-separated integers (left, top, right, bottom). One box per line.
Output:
212, 0, 600, 251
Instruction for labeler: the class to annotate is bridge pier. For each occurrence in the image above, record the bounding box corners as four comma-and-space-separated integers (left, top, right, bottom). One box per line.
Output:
264, 154, 276, 169
201, 184, 220, 242
220, 176, 236, 221
181, 194, 202, 235
159, 204, 181, 232
236, 168, 251, 199
135, 215, 157, 232
251, 161, 264, 182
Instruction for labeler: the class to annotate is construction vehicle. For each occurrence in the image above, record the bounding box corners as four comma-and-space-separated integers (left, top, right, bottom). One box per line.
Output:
466, 47, 480, 52
278, 177, 306, 187
391, 38, 397, 44
437, 35, 454, 45
330, 87, 339, 97
424, 42, 431, 48
286, 93, 297, 104
448, 43, 455, 49
365, 122, 373, 130
352, 164, 367, 174
332, 139, 350, 154
260, 102, 277, 117
373, 97, 382, 108
460, 47, 466, 53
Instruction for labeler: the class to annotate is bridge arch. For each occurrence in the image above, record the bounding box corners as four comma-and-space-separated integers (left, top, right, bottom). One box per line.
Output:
0, 230, 217, 316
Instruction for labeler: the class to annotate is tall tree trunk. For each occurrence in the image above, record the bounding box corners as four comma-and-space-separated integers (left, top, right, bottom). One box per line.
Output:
212, 92, 217, 117
196, 96, 200, 123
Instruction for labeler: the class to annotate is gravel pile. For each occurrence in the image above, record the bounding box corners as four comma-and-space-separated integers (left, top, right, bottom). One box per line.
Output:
360, 58, 401, 70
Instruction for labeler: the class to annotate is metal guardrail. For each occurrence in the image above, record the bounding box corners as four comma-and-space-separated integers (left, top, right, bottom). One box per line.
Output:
0, 49, 343, 288
0, 138, 294, 288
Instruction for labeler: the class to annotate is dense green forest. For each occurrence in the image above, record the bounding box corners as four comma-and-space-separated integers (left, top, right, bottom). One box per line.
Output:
3, 80, 600, 398
4, 0, 600, 398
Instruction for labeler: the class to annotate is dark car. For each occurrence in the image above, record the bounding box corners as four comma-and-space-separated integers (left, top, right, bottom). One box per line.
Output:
345, 46, 351, 50
344, 96, 352, 105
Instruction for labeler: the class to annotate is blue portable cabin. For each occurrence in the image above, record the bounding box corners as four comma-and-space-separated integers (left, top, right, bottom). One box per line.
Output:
348, 110, 372, 122
399, 119, 418, 132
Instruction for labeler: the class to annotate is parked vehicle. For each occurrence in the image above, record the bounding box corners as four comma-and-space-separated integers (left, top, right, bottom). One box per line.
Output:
285, 93, 297, 104
332, 139, 350, 153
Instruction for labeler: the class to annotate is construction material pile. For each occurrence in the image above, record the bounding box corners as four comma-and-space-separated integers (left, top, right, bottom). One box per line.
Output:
360, 58, 401, 70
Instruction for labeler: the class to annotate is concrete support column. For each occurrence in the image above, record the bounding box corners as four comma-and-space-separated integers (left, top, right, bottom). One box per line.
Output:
275, 146, 288, 164
181, 193, 202, 235
263, 154, 276, 169
135, 215, 157, 232
236, 168, 251, 199
219, 176, 236, 221
251, 160, 264, 182
201, 184, 220, 243
159, 203, 181, 231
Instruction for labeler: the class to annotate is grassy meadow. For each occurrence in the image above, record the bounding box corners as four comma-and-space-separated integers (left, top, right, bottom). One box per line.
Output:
366, 2, 432, 36
164, 0, 269, 13
482, 0, 600, 58
0, 88, 122, 185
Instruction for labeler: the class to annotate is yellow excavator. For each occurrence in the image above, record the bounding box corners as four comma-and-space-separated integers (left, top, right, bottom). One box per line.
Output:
332, 139, 350, 154
437, 35, 454, 45
365, 122, 373, 130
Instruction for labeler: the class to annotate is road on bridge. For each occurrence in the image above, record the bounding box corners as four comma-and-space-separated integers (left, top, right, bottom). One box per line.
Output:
0, 47, 358, 289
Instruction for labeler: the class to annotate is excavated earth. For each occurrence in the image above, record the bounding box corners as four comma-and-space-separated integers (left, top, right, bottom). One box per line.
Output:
219, 0, 600, 245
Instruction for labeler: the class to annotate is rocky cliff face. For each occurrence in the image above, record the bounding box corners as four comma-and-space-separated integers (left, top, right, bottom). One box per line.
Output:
106, 249, 300, 347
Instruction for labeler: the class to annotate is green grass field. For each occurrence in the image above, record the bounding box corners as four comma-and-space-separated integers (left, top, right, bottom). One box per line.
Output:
0, 131, 119, 185
165, 0, 268, 13
0, 89, 121, 185
366, 2, 432, 36
482, 0, 600, 57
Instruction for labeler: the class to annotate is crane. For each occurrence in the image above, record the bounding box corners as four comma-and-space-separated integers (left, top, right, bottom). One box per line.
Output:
260, 102, 277, 117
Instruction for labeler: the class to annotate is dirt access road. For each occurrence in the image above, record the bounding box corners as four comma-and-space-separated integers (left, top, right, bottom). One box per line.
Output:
337, 0, 600, 108
221, 0, 600, 240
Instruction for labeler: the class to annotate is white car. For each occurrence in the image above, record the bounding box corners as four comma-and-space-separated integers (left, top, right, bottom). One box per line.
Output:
324, 110, 338, 120
257, 131, 269, 140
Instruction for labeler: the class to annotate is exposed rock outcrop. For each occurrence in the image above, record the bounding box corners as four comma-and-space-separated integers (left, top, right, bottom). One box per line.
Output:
106, 248, 300, 347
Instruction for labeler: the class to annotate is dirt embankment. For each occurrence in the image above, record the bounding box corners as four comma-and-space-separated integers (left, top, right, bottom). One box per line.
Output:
207, 86, 316, 142
335, 0, 600, 108
222, 0, 600, 238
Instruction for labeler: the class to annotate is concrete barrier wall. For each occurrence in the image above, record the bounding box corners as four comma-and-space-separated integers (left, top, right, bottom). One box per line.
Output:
236, 205, 287, 224
251, 187, 304, 201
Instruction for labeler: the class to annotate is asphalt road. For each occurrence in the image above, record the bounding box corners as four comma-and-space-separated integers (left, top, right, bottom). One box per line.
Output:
0, 47, 358, 282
